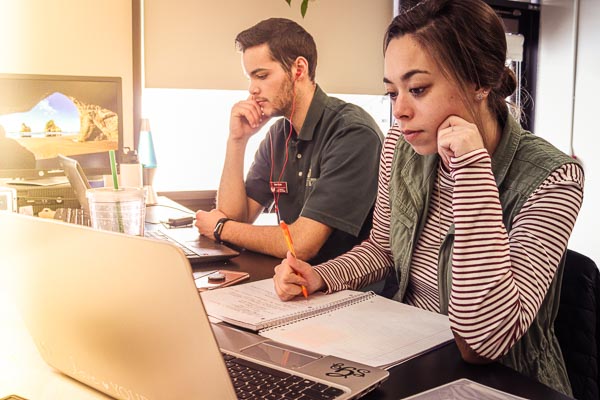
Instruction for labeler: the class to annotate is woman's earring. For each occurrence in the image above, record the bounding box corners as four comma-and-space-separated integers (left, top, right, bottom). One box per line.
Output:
475, 90, 489, 101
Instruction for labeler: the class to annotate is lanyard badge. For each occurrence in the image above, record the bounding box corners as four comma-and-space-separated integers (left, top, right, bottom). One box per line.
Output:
270, 181, 288, 194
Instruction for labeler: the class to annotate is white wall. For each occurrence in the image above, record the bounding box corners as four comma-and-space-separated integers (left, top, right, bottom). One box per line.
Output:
536, 0, 600, 264
144, 0, 392, 94
0, 0, 134, 149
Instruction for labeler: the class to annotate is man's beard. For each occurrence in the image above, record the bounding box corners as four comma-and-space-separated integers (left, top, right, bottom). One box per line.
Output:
270, 77, 295, 119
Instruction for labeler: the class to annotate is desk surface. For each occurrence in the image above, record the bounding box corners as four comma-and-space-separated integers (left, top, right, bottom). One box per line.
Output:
0, 201, 573, 400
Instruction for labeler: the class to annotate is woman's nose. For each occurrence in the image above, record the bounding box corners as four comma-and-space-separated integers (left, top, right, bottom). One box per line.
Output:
392, 93, 413, 121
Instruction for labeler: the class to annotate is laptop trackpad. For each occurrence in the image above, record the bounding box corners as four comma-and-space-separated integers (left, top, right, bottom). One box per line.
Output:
213, 323, 320, 368
240, 341, 319, 369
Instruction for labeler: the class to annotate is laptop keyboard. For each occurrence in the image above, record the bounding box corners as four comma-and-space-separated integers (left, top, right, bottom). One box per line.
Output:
222, 353, 345, 400
144, 230, 197, 256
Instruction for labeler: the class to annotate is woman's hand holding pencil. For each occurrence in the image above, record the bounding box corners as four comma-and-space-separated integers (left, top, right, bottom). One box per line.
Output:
274, 221, 326, 301
279, 221, 308, 299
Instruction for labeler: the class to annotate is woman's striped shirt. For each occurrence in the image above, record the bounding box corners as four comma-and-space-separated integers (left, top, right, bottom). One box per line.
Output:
314, 124, 584, 359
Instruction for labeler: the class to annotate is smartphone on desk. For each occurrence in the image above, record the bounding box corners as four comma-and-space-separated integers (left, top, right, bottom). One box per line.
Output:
193, 270, 250, 292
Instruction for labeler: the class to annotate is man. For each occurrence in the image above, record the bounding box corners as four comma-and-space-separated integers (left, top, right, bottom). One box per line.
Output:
195, 18, 383, 264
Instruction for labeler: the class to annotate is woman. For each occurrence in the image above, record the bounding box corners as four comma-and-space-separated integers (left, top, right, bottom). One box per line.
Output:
272, 0, 584, 395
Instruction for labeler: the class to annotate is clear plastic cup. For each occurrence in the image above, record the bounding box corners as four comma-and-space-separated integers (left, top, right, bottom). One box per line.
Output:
86, 187, 146, 235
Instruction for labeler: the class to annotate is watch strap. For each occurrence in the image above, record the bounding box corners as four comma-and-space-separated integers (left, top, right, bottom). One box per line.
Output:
213, 217, 232, 243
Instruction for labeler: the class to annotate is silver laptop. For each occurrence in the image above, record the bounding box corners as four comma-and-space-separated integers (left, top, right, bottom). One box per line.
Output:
57, 154, 239, 263
0, 212, 389, 400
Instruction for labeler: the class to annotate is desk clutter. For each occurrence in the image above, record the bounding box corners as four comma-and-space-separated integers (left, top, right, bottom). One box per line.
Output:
32, 206, 89, 226
32, 207, 91, 226
7, 183, 80, 214
201, 279, 454, 369
51, 207, 90, 225
403, 379, 528, 400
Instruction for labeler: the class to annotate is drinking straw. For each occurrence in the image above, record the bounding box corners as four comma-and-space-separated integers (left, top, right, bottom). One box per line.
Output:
109, 149, 119, 189
109, 150, 124, 232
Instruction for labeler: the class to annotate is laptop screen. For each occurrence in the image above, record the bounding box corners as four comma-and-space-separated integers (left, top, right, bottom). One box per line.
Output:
57, 153, 91, 214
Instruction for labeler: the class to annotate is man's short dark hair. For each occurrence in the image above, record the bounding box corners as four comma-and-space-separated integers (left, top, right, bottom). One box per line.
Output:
235, 18, 317, 81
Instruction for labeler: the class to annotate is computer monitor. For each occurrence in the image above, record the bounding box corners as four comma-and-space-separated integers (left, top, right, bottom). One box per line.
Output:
0, 73, 123, 180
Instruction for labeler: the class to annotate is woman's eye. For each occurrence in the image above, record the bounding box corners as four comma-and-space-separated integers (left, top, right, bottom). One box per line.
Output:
409, 87, 427, 96
386, 92, 398, 101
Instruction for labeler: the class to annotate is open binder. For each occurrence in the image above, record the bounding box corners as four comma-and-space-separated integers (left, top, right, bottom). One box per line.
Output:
201, 279, 454, 368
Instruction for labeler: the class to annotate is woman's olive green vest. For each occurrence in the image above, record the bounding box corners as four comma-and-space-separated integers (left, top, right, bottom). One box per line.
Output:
385, 116, 578, 396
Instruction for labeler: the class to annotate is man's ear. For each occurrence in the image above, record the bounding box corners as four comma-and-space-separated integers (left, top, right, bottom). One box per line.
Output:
292, 56, 309, 81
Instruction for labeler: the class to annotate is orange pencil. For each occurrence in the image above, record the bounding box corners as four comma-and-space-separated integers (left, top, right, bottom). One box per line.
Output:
279, 220, 309, 299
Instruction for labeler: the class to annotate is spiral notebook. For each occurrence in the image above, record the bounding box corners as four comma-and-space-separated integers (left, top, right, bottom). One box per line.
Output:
201, 279, 454, 368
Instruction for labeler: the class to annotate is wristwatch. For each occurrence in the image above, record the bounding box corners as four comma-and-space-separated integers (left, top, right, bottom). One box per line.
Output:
213, 217, 233, 243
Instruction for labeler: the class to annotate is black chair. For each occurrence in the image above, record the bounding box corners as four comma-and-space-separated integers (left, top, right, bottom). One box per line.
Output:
555, 249, 600, 400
